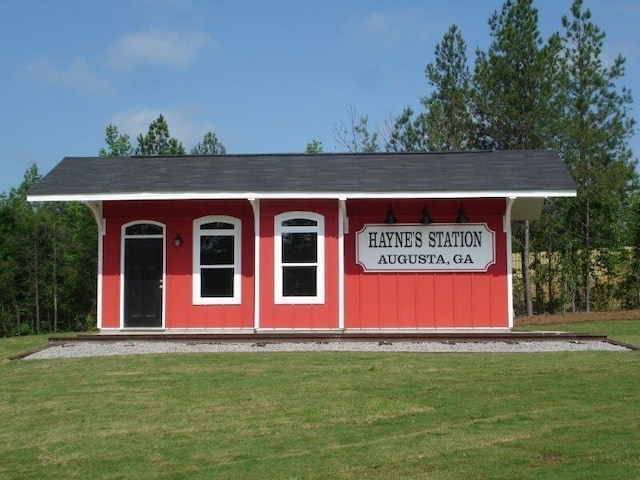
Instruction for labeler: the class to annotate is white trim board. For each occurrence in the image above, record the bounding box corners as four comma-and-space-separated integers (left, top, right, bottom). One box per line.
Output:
28, 190, 576, 203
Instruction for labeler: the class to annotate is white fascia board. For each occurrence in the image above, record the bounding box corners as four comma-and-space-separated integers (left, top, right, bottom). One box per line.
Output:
27, 189, 577, 203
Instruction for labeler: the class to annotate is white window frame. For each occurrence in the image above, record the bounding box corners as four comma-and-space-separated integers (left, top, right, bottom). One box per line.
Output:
193, 215, 241, 305
275, 211, 325, 304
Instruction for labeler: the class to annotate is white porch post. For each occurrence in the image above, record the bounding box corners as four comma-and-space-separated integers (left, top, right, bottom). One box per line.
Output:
504, 198, 516, 329
84, 201, 105, 330
249, 199, 260, 331
338, 198, 347, 330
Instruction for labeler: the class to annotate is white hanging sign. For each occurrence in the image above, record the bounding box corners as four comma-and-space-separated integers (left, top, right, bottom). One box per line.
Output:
356, 223, 496, 272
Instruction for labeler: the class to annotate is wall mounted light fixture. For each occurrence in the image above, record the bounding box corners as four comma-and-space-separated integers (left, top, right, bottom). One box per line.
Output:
456, 204, 469, 223
384, 205, 398, 224
174, 234, 183, 247
420, 206, 432, 225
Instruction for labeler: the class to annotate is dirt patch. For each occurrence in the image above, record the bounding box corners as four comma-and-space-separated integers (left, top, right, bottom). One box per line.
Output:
515, 310, 640, 326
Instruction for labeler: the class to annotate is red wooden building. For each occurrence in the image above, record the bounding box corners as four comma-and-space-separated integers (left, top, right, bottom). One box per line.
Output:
29, 151, 576, 331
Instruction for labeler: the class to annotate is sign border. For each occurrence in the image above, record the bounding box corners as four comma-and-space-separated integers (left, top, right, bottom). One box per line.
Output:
355, 222, 496, 273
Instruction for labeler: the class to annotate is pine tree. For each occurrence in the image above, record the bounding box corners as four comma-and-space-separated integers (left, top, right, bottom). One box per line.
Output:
557, 0, 637, 312
387, 25, 473, 152
99, 124, 134, 157
305, 139, 324, 154
386, 107, 429, 153
135, 114, 186, 156
190, 131, 226, 155
472, 0, 564, 316
422, 25, 474, 151
473, 0, 562, 150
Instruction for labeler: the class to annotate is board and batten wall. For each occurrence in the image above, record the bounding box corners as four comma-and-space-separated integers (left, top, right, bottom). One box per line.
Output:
101, 200, 255, 329
343, 198, 509, 329
99, 198, 508, 329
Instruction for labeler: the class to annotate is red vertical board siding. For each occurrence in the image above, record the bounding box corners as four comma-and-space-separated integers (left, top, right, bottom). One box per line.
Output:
472, 271, 492, 326
489, 217, 508, 327
397, 274, 417, 328
101, 218, 121, 328
433, 274, 455, 327
101, 200, 254, 329
345, 198, 508, 329
415, 273, 436, 328
357, 268, 380, 328
259, 199, 339, 329
378, 274, 399, 328
100, 197, 508, 330
452, 273, 473, 328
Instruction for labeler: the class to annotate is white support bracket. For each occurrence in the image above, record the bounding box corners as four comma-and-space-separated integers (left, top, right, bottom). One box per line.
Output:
84, 201, 105, 235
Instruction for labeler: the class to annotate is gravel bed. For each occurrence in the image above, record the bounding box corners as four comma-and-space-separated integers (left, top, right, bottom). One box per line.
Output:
23, 339, 631, 359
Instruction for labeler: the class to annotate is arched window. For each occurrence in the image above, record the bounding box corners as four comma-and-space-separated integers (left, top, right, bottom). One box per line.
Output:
193, 216, 241, 305
124, 223, 163, 236
274, 212, 324, 304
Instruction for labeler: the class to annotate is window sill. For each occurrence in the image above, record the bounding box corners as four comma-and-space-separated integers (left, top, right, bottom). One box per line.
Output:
193, 297, 241, 306
275, 296, 325, 305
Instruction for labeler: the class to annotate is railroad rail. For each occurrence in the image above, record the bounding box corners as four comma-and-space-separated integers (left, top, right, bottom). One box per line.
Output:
48, 330, 622, 346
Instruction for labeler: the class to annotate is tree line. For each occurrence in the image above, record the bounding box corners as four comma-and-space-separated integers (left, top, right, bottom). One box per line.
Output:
0, 116, 227, 337
0, 0, 637, 336
320, 0, 639, 316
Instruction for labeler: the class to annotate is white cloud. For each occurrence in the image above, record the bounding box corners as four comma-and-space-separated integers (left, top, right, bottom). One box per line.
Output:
362, 12, 388, 36
24, 56, 113, 95
359, 12, 396, 46
111, 106, 161, 140
110, 106, 215, 148
357, 9, 443, 48
106, 28, 221, 70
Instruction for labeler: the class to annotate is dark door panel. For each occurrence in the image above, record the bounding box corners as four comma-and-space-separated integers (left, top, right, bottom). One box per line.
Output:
124, 237, 163, 327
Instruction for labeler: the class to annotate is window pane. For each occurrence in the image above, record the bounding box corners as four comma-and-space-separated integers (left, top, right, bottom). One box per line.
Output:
283, 266, 317, 297
125, 223, 163, 235
282, 218, 317, 227
201, 268, 234, 297
201, 222, 234, 230
282, 232, 317, 263
201, 236, 234, 265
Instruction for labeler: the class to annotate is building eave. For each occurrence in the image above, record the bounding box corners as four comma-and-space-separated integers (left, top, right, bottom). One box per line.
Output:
27, 189, 576, 203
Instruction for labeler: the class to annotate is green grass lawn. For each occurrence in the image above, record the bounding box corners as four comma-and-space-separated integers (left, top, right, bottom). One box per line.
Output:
1, 324, 639, 479
0, 334, 50, 360
515, 319, 640, 347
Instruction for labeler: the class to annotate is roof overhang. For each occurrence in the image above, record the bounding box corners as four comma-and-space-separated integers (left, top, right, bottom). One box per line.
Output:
27, 190, 576, 203
26, 151, 578, 222
27, 190, 575, 222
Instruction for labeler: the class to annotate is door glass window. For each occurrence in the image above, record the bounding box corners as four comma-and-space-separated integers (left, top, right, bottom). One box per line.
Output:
125, 223, 163, 236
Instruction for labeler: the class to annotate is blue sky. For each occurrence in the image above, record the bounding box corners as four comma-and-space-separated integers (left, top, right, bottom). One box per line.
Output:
1, 0, 638, 193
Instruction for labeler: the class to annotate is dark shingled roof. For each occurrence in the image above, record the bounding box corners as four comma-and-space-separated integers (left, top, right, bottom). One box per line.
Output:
28, 150, 576, 200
